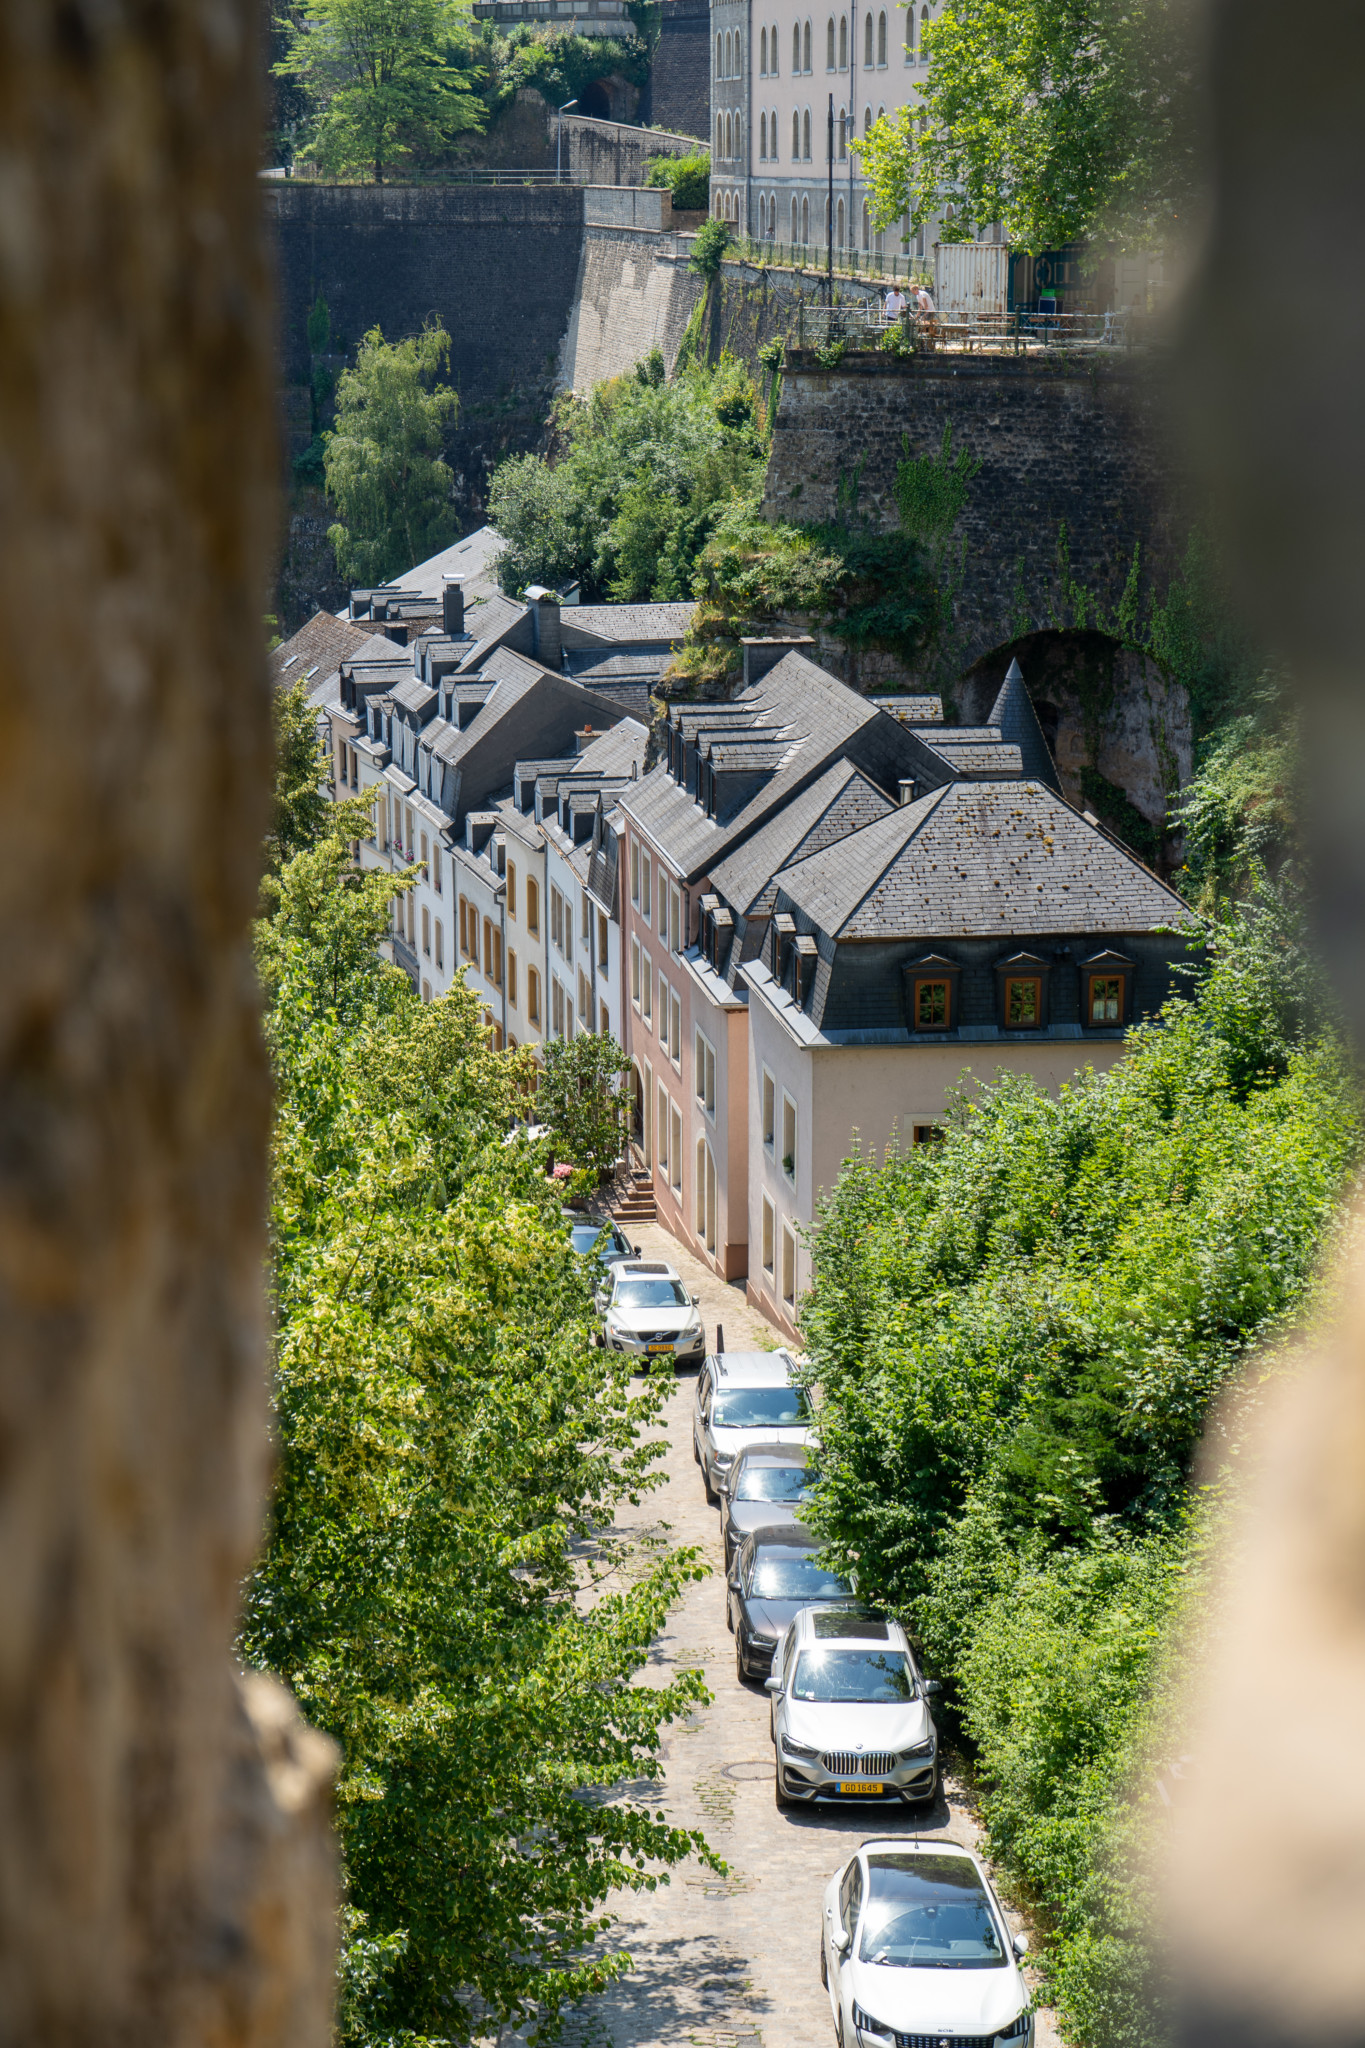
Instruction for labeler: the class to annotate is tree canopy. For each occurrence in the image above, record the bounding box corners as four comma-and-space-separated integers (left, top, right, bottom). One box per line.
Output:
247, 812, 718, 2044
274, 0, 486, 183
323, 322, 459, 589
857, 0, 1198, 252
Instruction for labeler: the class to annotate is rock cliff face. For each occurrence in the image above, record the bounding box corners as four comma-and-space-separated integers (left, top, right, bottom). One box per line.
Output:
0, 3, 335, 2041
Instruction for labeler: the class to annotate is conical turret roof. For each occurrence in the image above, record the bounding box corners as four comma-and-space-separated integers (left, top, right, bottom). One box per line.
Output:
987, 658, 1060, 792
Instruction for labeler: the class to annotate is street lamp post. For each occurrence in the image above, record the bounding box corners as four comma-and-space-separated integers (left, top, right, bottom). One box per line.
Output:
827, 95, 834, 304
557, 99, 578, 184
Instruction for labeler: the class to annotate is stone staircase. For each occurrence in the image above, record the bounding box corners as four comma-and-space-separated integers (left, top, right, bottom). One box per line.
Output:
609, 1156, 656, 1226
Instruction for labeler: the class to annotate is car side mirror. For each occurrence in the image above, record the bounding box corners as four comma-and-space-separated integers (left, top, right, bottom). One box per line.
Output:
691, 1293, 700, 1305
633, 1244, 641, 1255
923, 1679, 943, 1698
835, 1927, 852, 1955
764, 1675, 783, 1694
1012, 1933, 1029, 1959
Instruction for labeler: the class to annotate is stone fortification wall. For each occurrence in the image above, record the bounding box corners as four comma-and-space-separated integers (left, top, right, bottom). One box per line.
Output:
268, 182, 585, 518
566, 114, 706, 182
762, 349, 1185, 672
650, 0, 712, 138
559, 228, 706, 391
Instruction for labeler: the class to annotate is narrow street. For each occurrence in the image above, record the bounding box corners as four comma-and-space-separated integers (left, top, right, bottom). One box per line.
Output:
563, 1221, 1060, 2048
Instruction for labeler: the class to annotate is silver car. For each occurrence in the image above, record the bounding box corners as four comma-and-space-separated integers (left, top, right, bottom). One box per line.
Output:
692, 1350, 812, 1503
719, 1443, 818, 1568
767, 1607, 941, 1809
601, 1261, 705, 1365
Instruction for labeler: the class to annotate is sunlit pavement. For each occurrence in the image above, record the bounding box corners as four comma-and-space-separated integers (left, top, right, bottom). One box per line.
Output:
555, 1222, 1060, 2048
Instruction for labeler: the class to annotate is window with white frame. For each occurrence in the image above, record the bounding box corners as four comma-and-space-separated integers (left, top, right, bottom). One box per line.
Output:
659, 877, 669, 950
659, 971, 670, 1043
781, 1222, 797, 1308
695, 1029, 716, 1115
781, 1090, 797, 1179
631, 839, 640, 907
658, 1085, 670, 1180
762, 1194, 776, 1278
642, 951, 653, 1026
669, 987, 682, 1064
641, 851, 652, 922
581, 891, 590, 945
671, 886, 682, 954
631, 936, 641, 1008
671, 1103, 683, 1196
761, 1067, 775, 1148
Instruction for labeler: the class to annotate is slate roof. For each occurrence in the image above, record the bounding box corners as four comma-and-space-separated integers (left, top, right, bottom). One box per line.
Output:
919, 740, 1024, 777
274, 610, 373, 685
870, 694, 944, 725
622, 652, 949, 881
709, 759, 897, 918
987, 659, 1062, 792
397, 524, 506, 606
773, 780, 1185, 940
428, 648, 546, 768
571, 717, 648, 779
562, 602, 696, 645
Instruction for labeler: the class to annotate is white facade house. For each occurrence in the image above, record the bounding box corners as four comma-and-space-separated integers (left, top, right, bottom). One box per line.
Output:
713, 0, 949, 256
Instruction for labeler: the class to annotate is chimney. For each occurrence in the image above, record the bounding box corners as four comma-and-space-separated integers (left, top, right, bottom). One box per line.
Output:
442, 576, 465, 637
741, 634, 815, 690
524, 584, 562, 670
899, 778, 919, 805
574, 726, 597, 755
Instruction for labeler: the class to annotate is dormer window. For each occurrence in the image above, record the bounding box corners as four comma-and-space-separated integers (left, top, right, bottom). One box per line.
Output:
904, 953, 961, 1032
995, 951, 1051, 1030
1080, 950, 1134, 1027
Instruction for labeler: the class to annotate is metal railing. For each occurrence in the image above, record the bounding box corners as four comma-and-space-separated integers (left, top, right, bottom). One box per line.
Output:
779, 297, 1147, 356
280, 164, 606, 187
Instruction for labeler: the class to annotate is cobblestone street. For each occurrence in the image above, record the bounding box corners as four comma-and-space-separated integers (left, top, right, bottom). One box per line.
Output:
563, 1223, 1059, 2048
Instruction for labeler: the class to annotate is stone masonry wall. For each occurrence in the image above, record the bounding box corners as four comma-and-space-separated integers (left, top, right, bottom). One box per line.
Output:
762, 349, 1187, 672
651, 0, 712, 139
267, 182, 585, 525
560, 229, 705, 391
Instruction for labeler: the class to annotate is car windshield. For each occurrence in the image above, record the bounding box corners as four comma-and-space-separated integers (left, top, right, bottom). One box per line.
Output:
791, 1648, 915, 1703
570, 1225, 608, 1255
712, 1387, 810, 1428
735, 1464, 815, 1502
615, 1278, 689, 1309
857, 1854, 1006, 1970
750, 1551, 849, 1599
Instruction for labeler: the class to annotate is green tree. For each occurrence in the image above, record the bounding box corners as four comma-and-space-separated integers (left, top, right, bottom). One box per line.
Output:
856, 0, 1197, 252
324, 321, 459, 588
247, 825, 718, 2046
266, 678, 333, 877
688, 215, 732, 281
275, 0, 485, 183
539, 1031, 632, 1183
645, 151, 712, 211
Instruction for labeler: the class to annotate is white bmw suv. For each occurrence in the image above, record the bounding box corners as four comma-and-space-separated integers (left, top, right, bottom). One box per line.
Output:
767, 1608, 940, 1808
822, 1836, 1033, 2048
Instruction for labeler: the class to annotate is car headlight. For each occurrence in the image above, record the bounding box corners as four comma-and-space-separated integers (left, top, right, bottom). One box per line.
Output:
852, 2004, 895, 2043
714, 1450, 734, 1468
899, 1738, 935, 1759
997, 2012, 1031, 2040
780, 1734, 819, 1759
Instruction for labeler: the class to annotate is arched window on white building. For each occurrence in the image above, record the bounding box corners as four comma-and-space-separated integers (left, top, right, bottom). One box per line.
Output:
716, 111, 724, 154
735, 112, 743, 159
791, 193, 800, 241
716, 31, 723, 75
802, 106, 811, 157
864, 11, 873, 64
724, 30, 732, 75
836, 195, 845, 246
864, 102, 872, 134
792, 21, 802, 71
839, 13, 848, 65
760, 25, 768, 72
735, 34, 742, 75
802, 194, 810, 242
772, 19, 780, 70
878, 9, 886, 62
803, 18, 812, 70
920, 4, 930, 55
792, 108, 801, 158
826, 15, 835, 67
760, 110, 767, 158
838, 107, 846, 158
904, 6, 914, 57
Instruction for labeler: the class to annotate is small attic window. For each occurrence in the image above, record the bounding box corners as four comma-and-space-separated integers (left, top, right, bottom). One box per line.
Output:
914, 979, 951, 1029
1004, 976, 1042, 1027
1088, 973, 1124, 1024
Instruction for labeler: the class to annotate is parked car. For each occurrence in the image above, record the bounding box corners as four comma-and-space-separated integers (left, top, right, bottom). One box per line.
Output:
719, 1443, 818, 1567
565, 1213, 637, 1279
821, 1837, 1032, 2048
766, 1606, 940, 1809
726, 1524, 852, 1681
693, 1351, 812, 1503
600, 1261, 705, 1366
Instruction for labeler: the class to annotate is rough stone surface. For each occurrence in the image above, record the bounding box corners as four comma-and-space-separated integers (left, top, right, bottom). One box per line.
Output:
553, 1221, 1061, 2048
763, 350, 1187, 675
0, 2, 337, 2040
561, 233, 706, 391
650, 0, 713, 140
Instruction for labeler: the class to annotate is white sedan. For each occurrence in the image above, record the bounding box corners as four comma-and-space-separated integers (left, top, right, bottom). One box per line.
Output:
822, 1837, 1032, 2048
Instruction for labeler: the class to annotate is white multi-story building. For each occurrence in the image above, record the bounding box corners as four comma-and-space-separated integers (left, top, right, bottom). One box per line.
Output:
712, 0, 948, 256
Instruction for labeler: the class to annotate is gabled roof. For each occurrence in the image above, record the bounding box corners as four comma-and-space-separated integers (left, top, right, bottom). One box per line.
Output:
987, 658, 1061, 792
773, 780, 1185, 940
394, 524, 506, 606
709, 758, 897, 918
273, 610, 373, 685
622, 652, 948, 881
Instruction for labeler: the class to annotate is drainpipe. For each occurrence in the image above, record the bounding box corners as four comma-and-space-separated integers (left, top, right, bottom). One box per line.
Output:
497, 882, 507, 1047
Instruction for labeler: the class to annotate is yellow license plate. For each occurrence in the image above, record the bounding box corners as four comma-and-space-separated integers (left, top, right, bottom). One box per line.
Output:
839, 1780, 884, 1795
647, 1342, 674, 1354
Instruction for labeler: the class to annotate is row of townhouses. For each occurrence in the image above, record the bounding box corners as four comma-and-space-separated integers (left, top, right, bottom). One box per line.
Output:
276, 536, 1188, 1340
709, 0, 963, 252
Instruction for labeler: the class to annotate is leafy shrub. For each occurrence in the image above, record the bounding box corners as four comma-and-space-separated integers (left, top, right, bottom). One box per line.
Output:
688, 216, 732, 280
801, 896, 1359, 2048
645, 150, 712, 210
